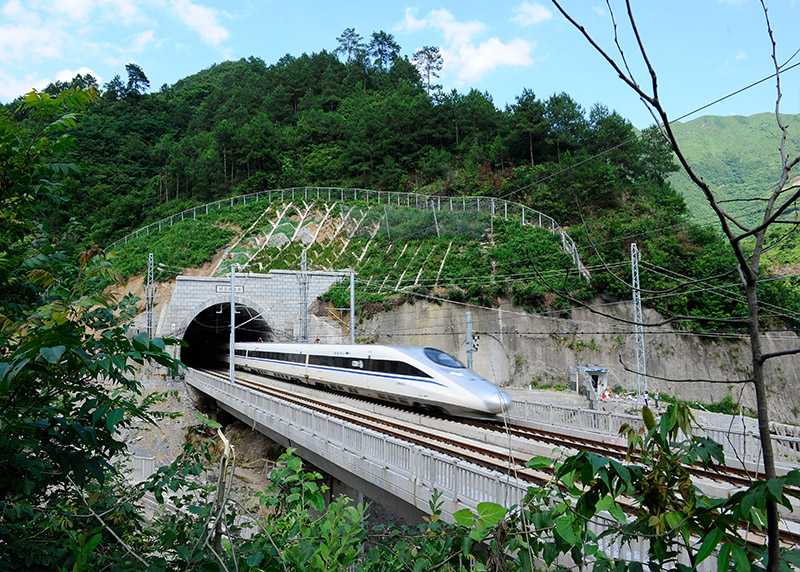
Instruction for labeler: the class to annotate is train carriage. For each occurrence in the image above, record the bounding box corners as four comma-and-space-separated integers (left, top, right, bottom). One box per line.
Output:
232, 342, 512, 417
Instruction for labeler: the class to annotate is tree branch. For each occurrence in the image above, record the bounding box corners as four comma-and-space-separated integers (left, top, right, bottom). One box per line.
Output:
69, 478, 149, 567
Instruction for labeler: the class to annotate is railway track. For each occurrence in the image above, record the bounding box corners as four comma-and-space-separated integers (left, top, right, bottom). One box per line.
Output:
195, 368, 800, 546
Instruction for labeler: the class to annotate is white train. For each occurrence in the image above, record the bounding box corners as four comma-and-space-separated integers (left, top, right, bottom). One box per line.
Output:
231, 342, 513, 417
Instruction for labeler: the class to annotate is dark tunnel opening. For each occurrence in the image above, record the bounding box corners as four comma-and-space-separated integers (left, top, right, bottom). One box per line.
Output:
181, 303, 273, 369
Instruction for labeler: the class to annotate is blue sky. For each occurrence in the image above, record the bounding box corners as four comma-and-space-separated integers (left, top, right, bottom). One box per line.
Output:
2, 0, 799, 128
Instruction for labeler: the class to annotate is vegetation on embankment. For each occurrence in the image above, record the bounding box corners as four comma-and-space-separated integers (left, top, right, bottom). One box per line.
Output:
8, 29, 798, 328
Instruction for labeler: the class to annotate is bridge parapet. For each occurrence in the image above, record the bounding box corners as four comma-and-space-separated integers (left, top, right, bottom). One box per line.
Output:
185, 368, 525, 521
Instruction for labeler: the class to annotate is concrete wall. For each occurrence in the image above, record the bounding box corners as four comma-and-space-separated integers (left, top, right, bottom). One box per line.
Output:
356, 297, 800, 425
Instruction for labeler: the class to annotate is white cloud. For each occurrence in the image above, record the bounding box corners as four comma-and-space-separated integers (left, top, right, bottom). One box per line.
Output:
131, 29, 157, 53
47, 0, 95, 22
448, 37, 533, 82
400, 8, 533, 85
100, 0, 140, 24
55, 66, 102, 84
0, 69, 50, 101
400, 8, 427, 33
2, 0, 41, 24
172, 0, 229, 46
426, 9, 485, 48
0, 24, 62, 61
511, 2, 553, 26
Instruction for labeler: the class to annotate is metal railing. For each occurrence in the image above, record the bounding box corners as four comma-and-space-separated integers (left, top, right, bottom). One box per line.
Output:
187, 368, 731, 571
511, 398, 800, 468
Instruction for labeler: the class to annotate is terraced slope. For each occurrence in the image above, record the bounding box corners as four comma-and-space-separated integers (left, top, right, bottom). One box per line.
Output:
109, 188, 589, 313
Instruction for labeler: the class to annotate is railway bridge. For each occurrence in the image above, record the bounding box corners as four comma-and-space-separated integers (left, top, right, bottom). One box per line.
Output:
147, 266, 789, 529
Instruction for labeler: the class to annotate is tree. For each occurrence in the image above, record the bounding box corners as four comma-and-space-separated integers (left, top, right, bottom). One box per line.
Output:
551, 2, 800, 569
0, 88, 182, 568
368, 30, 401, 73
544, 91, 587, 162
412, 45, 444, 95
125, 63, 150, 96
510, 88, 546, 166
334, 27, 364, 63
103, 74, 125, 100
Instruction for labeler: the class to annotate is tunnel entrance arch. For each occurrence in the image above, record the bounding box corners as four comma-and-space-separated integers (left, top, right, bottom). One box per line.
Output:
179, 298, 273, 369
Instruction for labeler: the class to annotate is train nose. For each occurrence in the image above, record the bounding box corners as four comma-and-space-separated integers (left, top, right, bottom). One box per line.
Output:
483, 388, 513, 415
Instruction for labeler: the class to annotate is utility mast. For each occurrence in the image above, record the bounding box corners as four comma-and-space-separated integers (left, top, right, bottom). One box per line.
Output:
631, 243, 647, 401
300, 249, 308, 342
145, 253, 156, 339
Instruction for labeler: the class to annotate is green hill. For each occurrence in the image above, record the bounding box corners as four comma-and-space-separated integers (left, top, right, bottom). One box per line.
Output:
669, 113, 800, 224
669, 113, 800, 272
10, 52, 799, 330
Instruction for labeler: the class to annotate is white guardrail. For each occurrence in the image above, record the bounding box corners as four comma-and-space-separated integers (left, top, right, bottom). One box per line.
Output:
186, 368, 526, 518
511, 399, 800, 469
180, 369, 735, 571
183, 370, 739, 570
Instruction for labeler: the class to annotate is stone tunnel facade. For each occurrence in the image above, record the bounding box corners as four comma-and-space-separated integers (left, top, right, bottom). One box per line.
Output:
155, 269, 349, 364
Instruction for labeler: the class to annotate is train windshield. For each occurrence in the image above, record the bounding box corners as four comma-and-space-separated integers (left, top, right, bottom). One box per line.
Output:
424, 347, 465, 369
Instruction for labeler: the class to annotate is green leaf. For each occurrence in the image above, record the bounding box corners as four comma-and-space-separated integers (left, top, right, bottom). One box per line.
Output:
696, 527, 724, 564
193, 413, 222, 429
40, 345, 66, 364
766, 478, 783, 502
132, 331, 150, 351
717, 542, 732, 572
730, 544, 749, 572
413, 558, 432, 572
475, 502, 506, 528
453, 508, 475, 527
106, 408, 125, 430
596, 495, 626, 524
556, 514, 578, 544
526, 456, 552, 469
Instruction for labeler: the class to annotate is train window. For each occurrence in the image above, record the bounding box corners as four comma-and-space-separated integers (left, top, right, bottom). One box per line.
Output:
424, 348, 465, 368
367, 359, 431, 378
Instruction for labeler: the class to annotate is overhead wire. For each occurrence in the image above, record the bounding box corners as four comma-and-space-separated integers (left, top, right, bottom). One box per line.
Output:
500, 59, 800, 204
216, 55, 800, 348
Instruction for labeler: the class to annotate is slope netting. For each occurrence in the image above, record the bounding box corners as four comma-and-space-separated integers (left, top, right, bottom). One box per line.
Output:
109, 188, 591, 314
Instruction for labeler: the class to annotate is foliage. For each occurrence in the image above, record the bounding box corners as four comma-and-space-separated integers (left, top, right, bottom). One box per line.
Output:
0, 89, 183, 569
22, 34, 797, 324
7, 59, 800, 572
110, 218, 235, 278
28, 39, 681, 251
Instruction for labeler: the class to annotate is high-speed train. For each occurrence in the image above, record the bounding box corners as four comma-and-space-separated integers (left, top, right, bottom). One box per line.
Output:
230, 342, 513, 417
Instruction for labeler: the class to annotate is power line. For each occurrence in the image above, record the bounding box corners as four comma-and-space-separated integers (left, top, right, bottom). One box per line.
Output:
501, 59, 800, 203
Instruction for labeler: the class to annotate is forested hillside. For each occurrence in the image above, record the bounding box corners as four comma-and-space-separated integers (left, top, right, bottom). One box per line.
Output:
16, 31, 678, 248
669, 113, 800, 271
9, 30, 799, 328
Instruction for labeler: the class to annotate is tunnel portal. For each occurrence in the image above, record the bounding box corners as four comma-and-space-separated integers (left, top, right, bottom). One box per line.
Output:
181, 302, 273, 369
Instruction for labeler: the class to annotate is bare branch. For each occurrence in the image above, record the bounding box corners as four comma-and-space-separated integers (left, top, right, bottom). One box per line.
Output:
758, 347, 800, 363
551, 0, 755, 277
